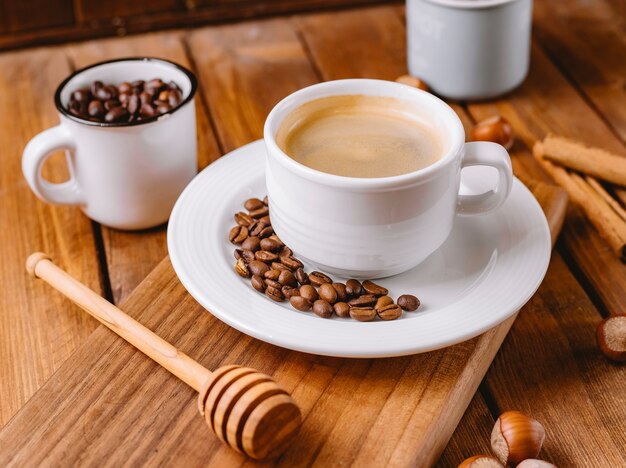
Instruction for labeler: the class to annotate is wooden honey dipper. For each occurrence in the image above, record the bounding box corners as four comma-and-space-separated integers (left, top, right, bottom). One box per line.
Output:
26, 253, 302, 461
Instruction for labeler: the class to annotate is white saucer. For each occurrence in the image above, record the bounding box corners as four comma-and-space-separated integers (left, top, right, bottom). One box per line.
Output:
168, 140, 551, 358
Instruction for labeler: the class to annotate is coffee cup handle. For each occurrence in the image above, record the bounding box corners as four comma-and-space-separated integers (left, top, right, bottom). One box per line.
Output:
22, 125, 85, 206
457, 141, 513, 215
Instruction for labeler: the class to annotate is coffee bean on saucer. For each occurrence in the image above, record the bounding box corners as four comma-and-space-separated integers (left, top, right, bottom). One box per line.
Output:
309, 271, 332, 287
278, 270, 297, 287
248, 221, 264, 237
313, 300, 333, 318
332, 283, 348, 302
263, 195, 269, 205
235, 258, 249, 278
318, 283, 338, 304
362, 280, 388, 297
268, 234, 283, 246
299, 284, 318, 303
251, 275, 266, 293
345, 279, 363, 298
235, 211, 254, 227
248, 260, 270, 277
377, 303, 402, 321
398, 294, 420, 311
279, 246, 292, 258
280, 256, 303, 270
258, 226, 274, 238
249, 206, 269, 219
260, 238, 282, 253
282, 285, 299, 299
271, 262, 291, 272
241, 236, 261, 252
244, 198, 265, 211
349, 307, 376, 322
264, 269, 281, 280
334, 302, 350, 318
348, 294, 377, 307
265, 278, 282, 290
228, 225, 248, 244
290, 296, 312, 311
295, 268, 309, 285
259, 215, 271, 226
265, 285, 284, 302
255, 250, 278, 263
240, 249, 256, 263
375, 296, 394, 312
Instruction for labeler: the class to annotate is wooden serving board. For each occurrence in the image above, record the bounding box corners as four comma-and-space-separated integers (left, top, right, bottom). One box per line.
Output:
0, 182, 566, 467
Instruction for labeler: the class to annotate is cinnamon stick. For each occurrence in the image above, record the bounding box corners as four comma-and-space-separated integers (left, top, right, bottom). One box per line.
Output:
540, 135, 626, 187
585, 176, 626, 224
534, 142, 626, 262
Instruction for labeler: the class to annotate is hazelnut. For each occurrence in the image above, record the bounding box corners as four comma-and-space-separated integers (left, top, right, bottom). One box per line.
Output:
470, 116, 514, 150
491, 411, 545, 465
458, 455, 503, 467
395, 74, 429, 92
596, 314, 626, 362
517, 460, 556, 468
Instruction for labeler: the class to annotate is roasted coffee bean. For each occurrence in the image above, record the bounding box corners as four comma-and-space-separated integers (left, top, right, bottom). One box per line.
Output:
265, 285, 284, 302
244, 197, 265, 211
156, 102, 172, 114
249, 206, 269, 219
251, 275, 266, 293
263, 195, 269, 205
259, 215, 271, 226
91, 80, 104, 96
299, 284, 318, 303
234, 249, 243, 260
95, 85, 112, 100
280, 256, 303, 270
268, 234, 283, 246
271, 262, 291, 272
104, 99, 121, 111
362, 280, 388, 297
264, 269, 281, 281
309, 271, 332, 287
228, 225, 248, 244
282, 285, 299, 299
333, 302, 350, 318
158, 90, 170, 101
345, 279, 363, 297
104, 107, 129, 123
279, 246, 293, 258
88, 100, 104, 117
258, 226, 274, 238
248, 260, 270, 277
235, 258, 249, 278
290, 296, 312, 311
131, 79, 145, 90
377, 303, 403, 321
240, 249, 256, 262
118, 92, 130, 104
140, 103, 156, 117
118, 82, 132, 94
127, 94, 139, 115
348, 294, 377, 307
265, 279, 281, 289
332, 283, 348, 302
105, 85, 118, 98
295, 268, 309, 285
140, 92, 152, 105
350, 307, 376, 322
397, 294, 420, 311
248, 221, 263, 237
312, 300, 333, 318
168, 88, 182, 107
72, 89, 90, 102
375, 296, 394, 312
278, 270, 297, 287
255, 250, 278, 263
145, 78, 165, 93
318, 283, 338, 304
234, 211, 254, 227
241, 236, 261, 252
260, 238, 282, 253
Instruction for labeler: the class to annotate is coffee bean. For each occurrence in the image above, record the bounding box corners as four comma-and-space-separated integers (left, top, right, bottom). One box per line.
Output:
95, 86, 112, 100
104, 85, 118, 99
158, 90, 170, 102
72, 89, 90, 102
145, 78, 165, 93
248, 260, 270, 277
377, 303, 403, 321
104, 99, 121, 111
295, 268, 309, 285
271, 262, 291, 272
118, 82, 132, 94
333, 302, 350, 318
249, 206, 269, 219
362, 280, 388, 297
265, 278, 281, 289
350, 307, 376, 322
318, 283, 338, 304
140, 92, 152, 105
104, 107, 129, 123
88, 100, 104, 117
263, 195, 269, 205
132, 79, 145, 90
264, 269, 281, 281
259, 215, 271, 226
332, 283, 348, 302
234, 211, 254, 227
279, 246, 293, 258
91, 80, 103, 96
375, 296, 394, 312
241, 236, 261, 252
251, 275, 266, 293
240, 249, 256, 262
140, 103, 156, 117
255, 250, 278, 263
235, 258, 249, 278
244, 198, 265, 211
278, 270, 297, 287
282, 285, 299, 299
260, 238, 282, 252
290, 296, 312, 311
258, 226, 274, 238
228, 225, 248, 244
309, 271, 332, 287
168, 88, 182, 107
299, 284, 318, 303
234, 249, 243, 260
345, 279, 363, 297
397, 294, 420, 311
156, 103, 172, 114
312, 300, 333, 318
265, 285, 284, 302
127, 94, 139, 115
280, 256, 303, 270
348, 294, 377, 307
118, 92, 130, 104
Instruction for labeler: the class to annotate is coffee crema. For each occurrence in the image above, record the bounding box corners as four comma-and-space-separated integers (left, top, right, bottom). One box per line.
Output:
276, 94, 442, 178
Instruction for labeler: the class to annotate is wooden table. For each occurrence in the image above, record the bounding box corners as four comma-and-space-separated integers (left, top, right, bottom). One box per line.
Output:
1, 2, 625, 466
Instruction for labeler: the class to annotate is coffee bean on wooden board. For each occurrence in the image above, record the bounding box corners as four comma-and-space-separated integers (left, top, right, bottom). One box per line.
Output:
397, 294, 420, 311
312, 300, 333, 318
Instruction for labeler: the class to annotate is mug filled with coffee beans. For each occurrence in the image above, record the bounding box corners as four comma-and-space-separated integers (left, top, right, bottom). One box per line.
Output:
22, 57, 197, 230
264, 79, 513, 278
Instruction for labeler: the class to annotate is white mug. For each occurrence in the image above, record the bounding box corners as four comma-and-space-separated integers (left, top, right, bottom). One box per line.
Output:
264, 79, 513, 278
407, 0, 533, 100
22, 58, 198, 230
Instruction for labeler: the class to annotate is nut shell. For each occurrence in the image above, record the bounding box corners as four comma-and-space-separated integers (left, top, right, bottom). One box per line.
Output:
470, 116, 514, 150
457, 455, 503, 468
596, 314, 626, 362
491, 411, 545, 465
516, 460, 556, 468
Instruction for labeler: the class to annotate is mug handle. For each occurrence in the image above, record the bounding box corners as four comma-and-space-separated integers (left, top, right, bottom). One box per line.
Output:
457, 141, 513, 215
22, 125, 84, 206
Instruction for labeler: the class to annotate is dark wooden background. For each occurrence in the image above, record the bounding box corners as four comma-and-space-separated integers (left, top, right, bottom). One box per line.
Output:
0, 0, 394, 50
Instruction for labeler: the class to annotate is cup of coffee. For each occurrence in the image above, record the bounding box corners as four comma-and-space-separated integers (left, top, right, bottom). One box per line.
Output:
264, 79, 513, 278
22, 58, 198, 230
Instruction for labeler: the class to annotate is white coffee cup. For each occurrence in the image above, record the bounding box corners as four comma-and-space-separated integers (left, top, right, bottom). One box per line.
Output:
406, 0, 533, 100
264, 79, 513, 278
22, 58, 198, 230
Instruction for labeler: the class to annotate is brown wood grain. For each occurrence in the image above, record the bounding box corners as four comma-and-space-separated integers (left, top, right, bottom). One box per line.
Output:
0, 47, 101, 426
1, 0, 74, 32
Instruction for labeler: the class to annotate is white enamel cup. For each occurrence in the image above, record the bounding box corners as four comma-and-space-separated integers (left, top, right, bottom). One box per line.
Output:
22, 58, 198, 230
407, 0, 533, 100
264, 79, 513, 278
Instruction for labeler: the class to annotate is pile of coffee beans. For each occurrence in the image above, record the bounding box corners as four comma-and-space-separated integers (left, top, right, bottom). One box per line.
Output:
229, 196, 421, 321
66, 79, 183, 123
